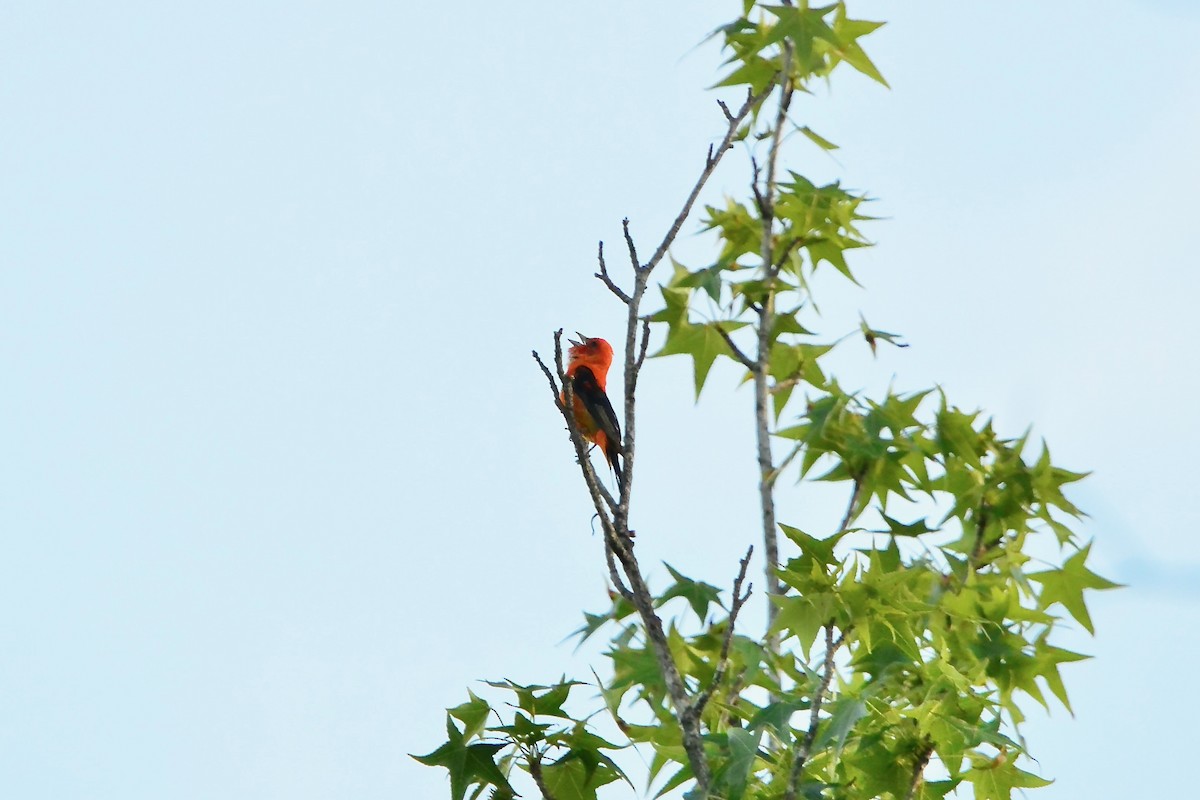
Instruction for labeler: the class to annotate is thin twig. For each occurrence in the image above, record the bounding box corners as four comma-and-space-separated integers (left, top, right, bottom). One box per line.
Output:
595, 240, 632, 304
765, 442, 802, 487
622, 218, 641, 271
605, 539, 634, 603
716, 324, 756, 370
692, 546, 755, 718
634, 318, 651, 374
641, 87, 768, 274
785, 623, 842, 800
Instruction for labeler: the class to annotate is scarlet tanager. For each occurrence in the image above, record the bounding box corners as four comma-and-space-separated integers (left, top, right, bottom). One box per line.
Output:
562, 333, 623, 484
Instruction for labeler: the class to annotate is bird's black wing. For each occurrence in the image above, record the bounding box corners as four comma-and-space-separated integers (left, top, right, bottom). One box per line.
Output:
571, 366, 623, 482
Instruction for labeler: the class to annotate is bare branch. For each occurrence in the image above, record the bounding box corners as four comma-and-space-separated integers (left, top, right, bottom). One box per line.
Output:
595, 240, 631, 304
641, 87, 767, 275
716, 323, 756, 370
785, 623, 842, 800
635, 318, 652, 373
604, 539, 634, 603
717, 98, 734, 121
692, 546, 754, 718
621, 217, 641, 272
765, 441, 802, 487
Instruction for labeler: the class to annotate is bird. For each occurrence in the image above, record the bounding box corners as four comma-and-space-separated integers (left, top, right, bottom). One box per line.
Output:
562, 333, 623, 485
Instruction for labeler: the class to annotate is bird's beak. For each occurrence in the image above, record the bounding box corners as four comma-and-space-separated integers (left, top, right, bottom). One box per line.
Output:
568, 332, 589, 347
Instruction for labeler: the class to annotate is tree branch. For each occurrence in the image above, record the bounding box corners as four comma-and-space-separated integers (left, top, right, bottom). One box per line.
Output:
754, 56, 794, 641
641, 87, 767, 275
785, 622, 842, 800
604, 538, 634, 603
595, 240, 631, 304
634, 317, 651, 373
692, 546, 754, 719
528, 752, 559, 800
904, 741, 934, 800
716, 324, 756, 371
621, 217, 641, 271
536, 83, 766, 800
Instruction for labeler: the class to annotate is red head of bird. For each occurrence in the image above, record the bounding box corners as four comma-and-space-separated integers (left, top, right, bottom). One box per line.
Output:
566, 334, 615, 388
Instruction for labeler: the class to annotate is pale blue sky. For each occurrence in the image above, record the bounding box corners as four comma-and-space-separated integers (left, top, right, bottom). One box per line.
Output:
2, 1, 1197, 798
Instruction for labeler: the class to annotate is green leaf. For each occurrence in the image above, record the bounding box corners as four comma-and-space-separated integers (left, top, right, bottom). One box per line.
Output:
655, 320, 744, 397
780, 523, 846, 570
798, 125, 839, 151
541, 757, 602, 800
966, 757, 1051, 800
878, 513, 935, 538
492, 712, 551, 745
1027, 542, 1122, 634
812, 696, 868, 760
827, 12, 889, 87
653, 764, 693, 799
448, 691, 491, 741
658, 563, 725, 621
412, 717, 513, 800
746, 698, 808, 736
711, 728, 761, 800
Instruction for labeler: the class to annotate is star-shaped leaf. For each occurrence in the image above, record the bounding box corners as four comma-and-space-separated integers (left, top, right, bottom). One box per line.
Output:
658, 562, 725, 620
1028, 542, 1122, 634
411, 717, 513, 800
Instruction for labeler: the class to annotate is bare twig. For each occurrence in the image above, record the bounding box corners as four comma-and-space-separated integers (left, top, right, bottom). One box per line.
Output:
693, 546, 755, 718
634, 318, 651, 373
718, 98, 734, 121
641, 87, 768, 275
785, 622, 842, 800
605, 540, 634, 603
595, 241, 632, 304
622, 217, 641, 271
716, 324, 756, 371
765, 442, 802, 487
